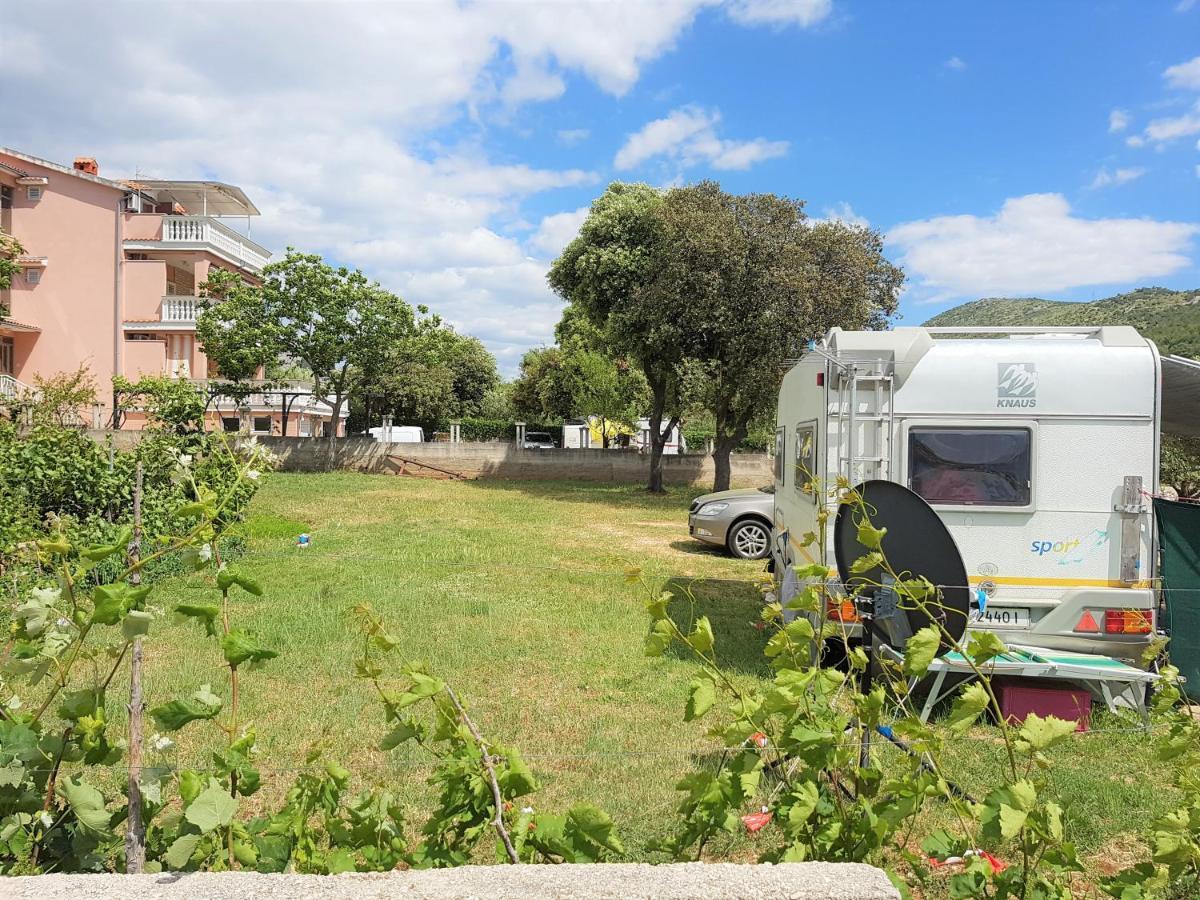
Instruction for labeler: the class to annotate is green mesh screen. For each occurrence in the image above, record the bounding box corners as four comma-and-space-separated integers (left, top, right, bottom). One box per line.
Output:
1155, 498, 1200, 701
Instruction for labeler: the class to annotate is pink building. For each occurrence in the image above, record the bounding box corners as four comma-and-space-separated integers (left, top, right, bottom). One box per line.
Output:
0, 147, 345, 436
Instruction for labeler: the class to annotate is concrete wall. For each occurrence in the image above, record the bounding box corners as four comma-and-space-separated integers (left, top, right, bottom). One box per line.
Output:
260, 436, 772, 486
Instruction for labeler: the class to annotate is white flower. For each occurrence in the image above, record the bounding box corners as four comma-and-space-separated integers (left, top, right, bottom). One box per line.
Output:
246, 469, 260, 481
39, 811, 54, 827
198, 544, 213, 563
178, 454, 193, 467
152, 733, 175, 752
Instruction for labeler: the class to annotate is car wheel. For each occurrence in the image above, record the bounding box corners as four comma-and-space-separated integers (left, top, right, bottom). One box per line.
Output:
728, 519, 770, 560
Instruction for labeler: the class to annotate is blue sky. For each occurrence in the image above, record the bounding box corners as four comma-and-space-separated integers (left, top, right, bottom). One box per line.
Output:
3, 0, 1198, 372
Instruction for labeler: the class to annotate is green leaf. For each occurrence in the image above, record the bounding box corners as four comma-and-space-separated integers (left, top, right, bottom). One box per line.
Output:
686, 616, 715, 654
644, 619, 672, 657
903, 626, 941, 677
1017, 713, 1077, 751
326, 847, 356, 874
122, 609, 153, 640
217, 569, 263, 596
684, 677, 716, 722
856, 520, 887, 550
379, 718, 423, 751
945, 683, 990, 734
57, 775, 111, 835
498, 748, 538, 797
150, 684, 223, 731
91, 582, 142, 625
567, 803, 624, 855
58, 688, 101, 721
645, 591, 672, 619
408, 672, 444, 698
164, 833, 202, 870
849, 552, 883, 574
175, 602, 221, 637
966, 631, 1009, 665
185, 780, 239, 833
221, 630, 278, 667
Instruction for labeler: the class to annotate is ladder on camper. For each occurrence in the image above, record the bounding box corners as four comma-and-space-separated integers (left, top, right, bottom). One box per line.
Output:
829, 362, 894, 485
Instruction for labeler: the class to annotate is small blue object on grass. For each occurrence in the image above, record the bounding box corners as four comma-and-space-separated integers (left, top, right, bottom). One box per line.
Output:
297, 533, 311, 548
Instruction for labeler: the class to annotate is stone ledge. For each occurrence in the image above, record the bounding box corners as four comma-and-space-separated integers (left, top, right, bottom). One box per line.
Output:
8, 862, 900, 900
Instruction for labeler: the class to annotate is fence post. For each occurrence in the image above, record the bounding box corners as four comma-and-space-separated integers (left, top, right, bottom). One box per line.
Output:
450, 421, 461, 444
125, 463, 146, 873
515, 421, 526, 450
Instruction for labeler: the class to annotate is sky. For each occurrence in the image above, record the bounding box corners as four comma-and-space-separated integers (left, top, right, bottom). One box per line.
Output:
2, 0, 1198, 376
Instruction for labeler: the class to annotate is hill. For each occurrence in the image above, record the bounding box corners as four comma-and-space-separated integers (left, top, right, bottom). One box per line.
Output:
923, 287, 1200, 358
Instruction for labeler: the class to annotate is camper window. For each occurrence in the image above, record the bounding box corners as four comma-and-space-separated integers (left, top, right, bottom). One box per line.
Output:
908, 427, 1031, 507
773, 426, 786, 485
794, 422, 817, 498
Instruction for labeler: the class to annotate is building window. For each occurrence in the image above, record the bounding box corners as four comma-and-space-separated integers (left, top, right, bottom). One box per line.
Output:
0, 337, 13, 376
1, 186, 11, 209
794, 421, 817, 498
252, 416, 272, 434
24, 269, 41, 285
26, 186, 43, 201
908, 427, 1032, 507
222, 417, 240, 433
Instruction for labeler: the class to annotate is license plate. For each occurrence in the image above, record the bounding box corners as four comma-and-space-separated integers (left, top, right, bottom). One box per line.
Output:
979, 607, 1031, 628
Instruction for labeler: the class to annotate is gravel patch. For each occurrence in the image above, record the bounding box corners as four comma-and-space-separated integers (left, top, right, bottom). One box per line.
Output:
7, 862, 899, 899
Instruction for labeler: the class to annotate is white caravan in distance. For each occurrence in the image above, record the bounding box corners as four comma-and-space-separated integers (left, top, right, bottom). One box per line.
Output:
771, 325, 1159, 661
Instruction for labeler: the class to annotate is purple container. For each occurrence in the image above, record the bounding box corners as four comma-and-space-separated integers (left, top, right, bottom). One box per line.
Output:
996, 678, 1091, 732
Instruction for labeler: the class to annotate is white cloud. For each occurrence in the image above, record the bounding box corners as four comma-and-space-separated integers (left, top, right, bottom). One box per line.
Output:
1178, 0, 1197, 11
557, 128, 591, 145
614, 105, 788, 171
1126, 135, 1147, 148
1164, 55, 1200, 91
1088, 166, 1147, 189
725, 0, 833, 28
818, 202, 870, 228
529, 208, 590, 258
887, 193, 1199, 299
1109, 108, 1130, 133
944, 56, 967, 72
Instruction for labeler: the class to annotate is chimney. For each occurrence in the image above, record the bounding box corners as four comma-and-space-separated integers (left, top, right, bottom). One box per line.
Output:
73, 157, 99, 176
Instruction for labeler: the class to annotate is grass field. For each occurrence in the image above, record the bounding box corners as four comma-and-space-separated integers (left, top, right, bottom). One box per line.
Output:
136, 473, 1176, 867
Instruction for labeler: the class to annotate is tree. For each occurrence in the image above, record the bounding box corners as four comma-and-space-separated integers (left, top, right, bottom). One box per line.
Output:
549, 183, 694, 491
198, 250, 413, 460
658, 182, 903, 491
0, 228, 23, 300
352, 308, 499, 434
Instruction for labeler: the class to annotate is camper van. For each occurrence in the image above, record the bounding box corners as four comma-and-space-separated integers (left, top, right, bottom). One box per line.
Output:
369, 425, 424, 443
772, 325, 1159, 662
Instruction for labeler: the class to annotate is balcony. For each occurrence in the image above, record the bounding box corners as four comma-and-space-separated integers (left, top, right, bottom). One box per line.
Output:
124, 214, 271, 273
162, 295, 198, 323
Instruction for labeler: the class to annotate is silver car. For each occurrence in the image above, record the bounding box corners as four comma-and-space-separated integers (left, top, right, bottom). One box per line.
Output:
687, 486, 774, 560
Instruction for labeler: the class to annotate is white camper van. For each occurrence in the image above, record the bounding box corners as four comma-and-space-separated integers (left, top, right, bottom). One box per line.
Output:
772, 325, 1159, 662
369, 425, 425, 443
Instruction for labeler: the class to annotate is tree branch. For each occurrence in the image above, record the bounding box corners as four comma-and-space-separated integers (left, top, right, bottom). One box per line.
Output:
443, 686, 520, 864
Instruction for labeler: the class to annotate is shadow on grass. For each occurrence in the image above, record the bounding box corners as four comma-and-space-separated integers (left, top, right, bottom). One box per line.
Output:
462, 478, 709, 512
663, 576, 772, 677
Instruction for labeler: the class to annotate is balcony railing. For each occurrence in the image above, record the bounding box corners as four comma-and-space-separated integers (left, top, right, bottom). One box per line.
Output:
162, 295, 198, 322
159, 216, 271, 272
0, 374, 34, 400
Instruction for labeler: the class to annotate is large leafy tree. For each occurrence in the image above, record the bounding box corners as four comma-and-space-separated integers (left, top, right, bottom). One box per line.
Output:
198, 250, 414, 457
549, 183, 695, 491
662, 182, 903, 490
353, 308, 499, 434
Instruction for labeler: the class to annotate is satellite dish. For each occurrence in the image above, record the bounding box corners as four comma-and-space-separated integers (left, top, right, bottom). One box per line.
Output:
833, 480, 970, 651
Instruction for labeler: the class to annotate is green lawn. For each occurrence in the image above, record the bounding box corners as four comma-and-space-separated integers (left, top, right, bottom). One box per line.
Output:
135, 473, 1175, 865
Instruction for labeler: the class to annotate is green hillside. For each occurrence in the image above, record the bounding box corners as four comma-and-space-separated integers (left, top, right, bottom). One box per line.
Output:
923, 287, 1200, 358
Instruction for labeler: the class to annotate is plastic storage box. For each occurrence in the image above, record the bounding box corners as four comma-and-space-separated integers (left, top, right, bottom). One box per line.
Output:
996, 678, 1091, 732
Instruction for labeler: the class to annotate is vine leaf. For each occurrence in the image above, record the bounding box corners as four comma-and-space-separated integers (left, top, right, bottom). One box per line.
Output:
856, 520, 887, 550
221, 630, 278, 667
176, 602, 221, 637
122, 609, 153, 640
686, 616, 715, 654
164, 833, 202, 870
684, 677, 716, 722
57, 775, 111, 835
1016, 713, 1077, 752
185, 779, 239, 833
903, 626, 941, 677
150, 684, 223, 731
945, 683, 990, 734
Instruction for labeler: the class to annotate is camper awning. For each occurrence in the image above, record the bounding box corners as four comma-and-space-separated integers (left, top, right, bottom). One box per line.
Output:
123, 180, 260, 216
1162, 355, 1200, 436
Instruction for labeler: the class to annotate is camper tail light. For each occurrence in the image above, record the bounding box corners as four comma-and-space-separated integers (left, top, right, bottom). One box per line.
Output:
1103, 609, 1152, 635
827, 597, 859, 623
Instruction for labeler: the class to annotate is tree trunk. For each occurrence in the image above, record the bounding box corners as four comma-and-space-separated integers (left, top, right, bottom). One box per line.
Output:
711, 416, 749, 493
326, 393, 344, 471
